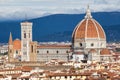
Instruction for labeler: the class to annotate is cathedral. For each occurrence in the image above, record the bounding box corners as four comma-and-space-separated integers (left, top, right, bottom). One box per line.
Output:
8, 6, 113, 63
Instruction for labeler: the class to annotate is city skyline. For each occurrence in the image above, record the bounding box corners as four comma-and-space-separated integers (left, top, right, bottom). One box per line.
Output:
0, 1, 120, 80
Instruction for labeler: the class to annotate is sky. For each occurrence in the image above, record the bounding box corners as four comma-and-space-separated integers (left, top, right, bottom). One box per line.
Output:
0, 0, 120, 21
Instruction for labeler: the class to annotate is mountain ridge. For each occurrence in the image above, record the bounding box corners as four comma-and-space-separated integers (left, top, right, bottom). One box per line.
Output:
0, 12, 120, 43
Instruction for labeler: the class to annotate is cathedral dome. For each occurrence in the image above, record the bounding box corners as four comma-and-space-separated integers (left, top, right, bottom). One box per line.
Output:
72, 6, 106, 40
13, 39, 21, 50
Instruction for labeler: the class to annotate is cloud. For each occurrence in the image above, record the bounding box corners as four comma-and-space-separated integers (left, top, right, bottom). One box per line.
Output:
0, 0, 119, 21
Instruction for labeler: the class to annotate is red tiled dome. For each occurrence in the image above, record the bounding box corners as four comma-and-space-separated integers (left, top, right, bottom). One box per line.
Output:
13, 39, 21, 50
72, 6, 106, 40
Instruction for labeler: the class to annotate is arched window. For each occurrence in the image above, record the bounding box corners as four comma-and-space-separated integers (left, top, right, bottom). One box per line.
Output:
16, 51, 18, 54
66, 50, 69, 53
29, 33, 30, 38
47, 51, 49, 53
24, 33, 26, 38
65, 76, 67, 79
56, 51, 59, 53
80, 43, 82, 47
37, 51, 39, 53
31, 45, 33, 53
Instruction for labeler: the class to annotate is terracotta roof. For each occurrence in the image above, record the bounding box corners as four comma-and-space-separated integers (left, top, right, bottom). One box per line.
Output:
100, 48, 111, 55
0, 74, 7, 78
22, 66, 32, 72
20, 76, 30, 79
46, 71, 92, 77
9, 73, 21, 79
13, 39, 21, 50
89, 49, 96, 53
0, 67, 22, 72
37, 45, 71, 49
111, 77, 120, 80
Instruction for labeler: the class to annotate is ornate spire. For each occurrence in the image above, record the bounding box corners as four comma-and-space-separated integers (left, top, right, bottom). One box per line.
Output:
8, 32, 13, 45
85, 5, 92, 19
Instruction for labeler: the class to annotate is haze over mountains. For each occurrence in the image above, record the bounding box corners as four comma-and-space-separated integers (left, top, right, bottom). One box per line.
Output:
0, 12, 120, 43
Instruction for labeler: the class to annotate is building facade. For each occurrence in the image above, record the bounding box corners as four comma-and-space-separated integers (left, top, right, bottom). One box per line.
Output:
37, 45, 71, 62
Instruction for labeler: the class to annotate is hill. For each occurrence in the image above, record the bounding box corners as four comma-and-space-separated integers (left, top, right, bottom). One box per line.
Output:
0, 12, 120, 43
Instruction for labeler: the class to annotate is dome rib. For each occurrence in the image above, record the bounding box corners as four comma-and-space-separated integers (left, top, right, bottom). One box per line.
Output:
76, 19, 86, 39
94, 20, 106, 39
72, 19, 86, 39
85, 19, 88, 38
86, 19, 98, 38
91, 19, 100, 39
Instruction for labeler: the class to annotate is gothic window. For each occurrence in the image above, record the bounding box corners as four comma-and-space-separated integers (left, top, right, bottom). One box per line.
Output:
56, 50, 59, 53
16, 51, 18, 54
31, 45, 33, 53
65, 76, 67, 79
24, 33, 26, 38
66, 50, 69, 53
29, 33, 30, 38
47, 51, 49, 54
80, 43, 82, 47
37, 51, 39, 53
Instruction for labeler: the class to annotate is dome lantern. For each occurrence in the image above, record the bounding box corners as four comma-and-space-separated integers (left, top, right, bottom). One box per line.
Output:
85, 5, 92, 19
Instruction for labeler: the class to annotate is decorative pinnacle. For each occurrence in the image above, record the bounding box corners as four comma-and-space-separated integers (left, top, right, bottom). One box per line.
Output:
8, 32, 13, 45
85, 5, 92, 19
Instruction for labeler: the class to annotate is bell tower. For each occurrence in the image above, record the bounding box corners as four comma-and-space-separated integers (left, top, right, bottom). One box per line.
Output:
21, 21, 32, 61
8, 32, 14, 62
